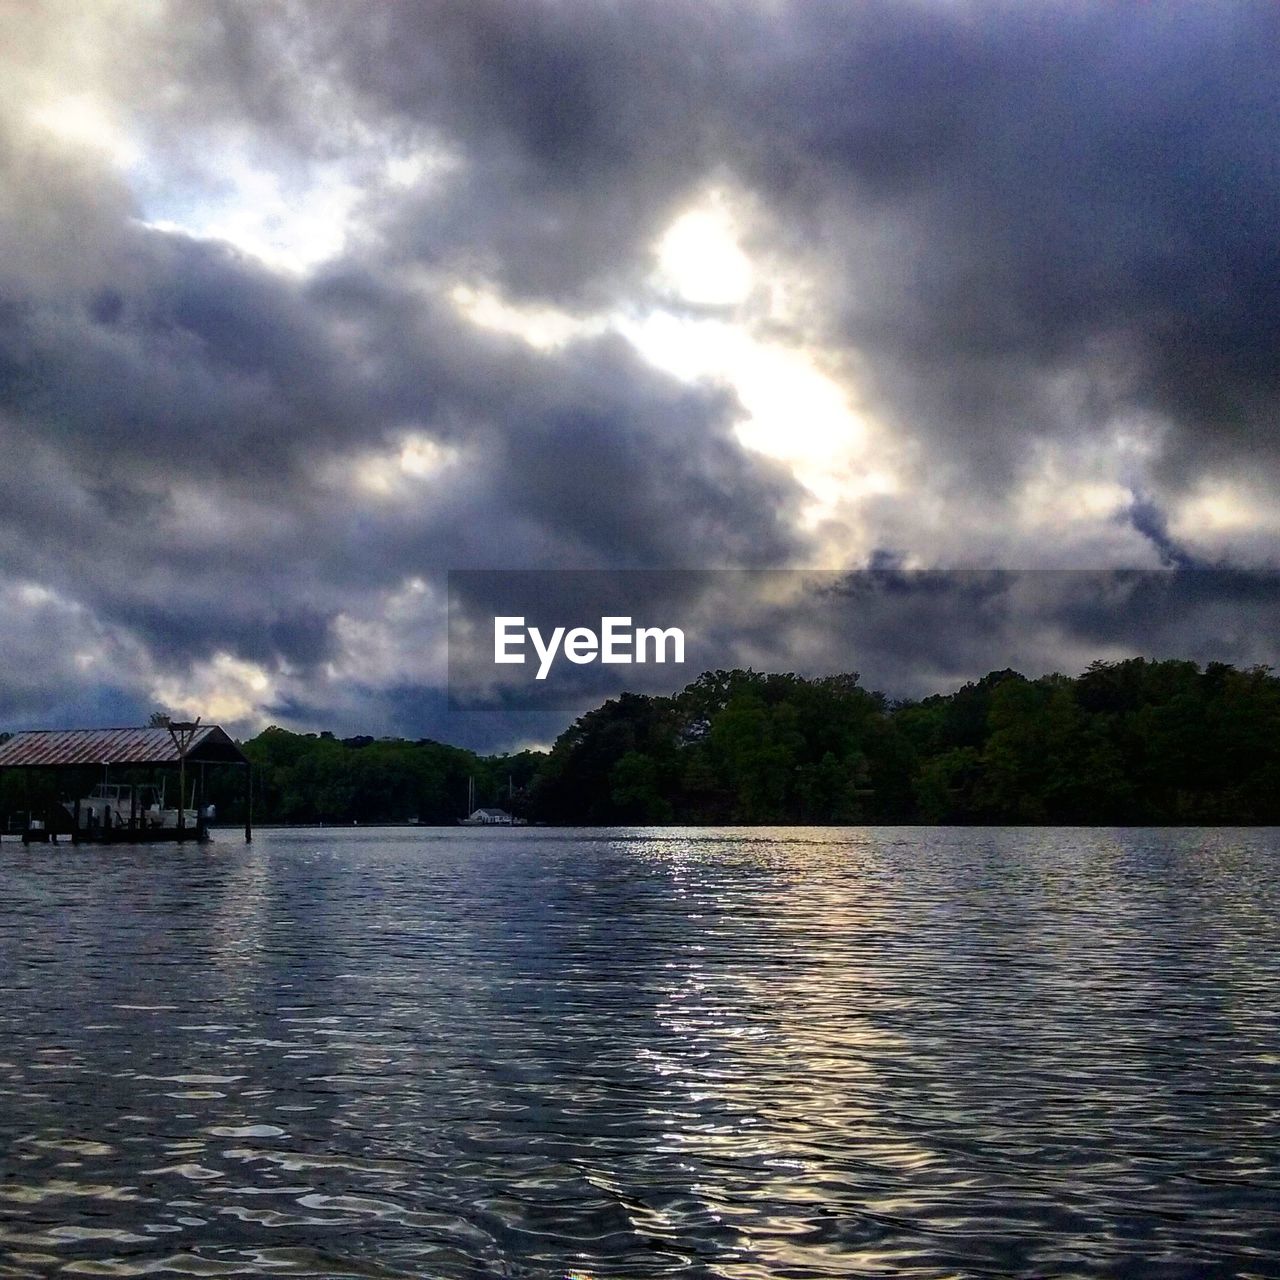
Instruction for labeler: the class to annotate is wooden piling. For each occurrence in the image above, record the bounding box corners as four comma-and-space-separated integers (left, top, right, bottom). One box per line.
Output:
244, 764, 253, 842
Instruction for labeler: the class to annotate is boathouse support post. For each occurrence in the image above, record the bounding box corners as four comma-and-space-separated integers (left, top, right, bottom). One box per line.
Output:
195, 764, 206, 841
244, 764, 253, 842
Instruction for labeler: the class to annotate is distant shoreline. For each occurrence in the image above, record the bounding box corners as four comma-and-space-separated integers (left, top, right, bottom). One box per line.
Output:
213, 820, 1280, 832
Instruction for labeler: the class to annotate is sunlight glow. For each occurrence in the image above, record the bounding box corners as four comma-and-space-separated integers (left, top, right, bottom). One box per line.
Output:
449, 285, 607, 349
346, 434, 455, 497
28, 94, 141, 168
17, 583, 59, 607
656, 201, 753, 306
143, 161, 360, 274
1172, 481, 1280, 535
141, 141, 456, 275
151, 652, 274, 727
446, 192, 900, 556
624, 311, 897, 529
1015, 472, 1130, 528
449, 275, 899, 542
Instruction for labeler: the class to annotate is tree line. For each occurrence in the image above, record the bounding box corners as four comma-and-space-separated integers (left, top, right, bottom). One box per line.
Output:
195, 657, 1280, 825
530, 659, 1280, 826
4, 658, 1278, 826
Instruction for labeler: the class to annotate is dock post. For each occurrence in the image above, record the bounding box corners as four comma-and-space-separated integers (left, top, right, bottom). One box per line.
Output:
244, 764, 253, 842
195, 764, 206, 841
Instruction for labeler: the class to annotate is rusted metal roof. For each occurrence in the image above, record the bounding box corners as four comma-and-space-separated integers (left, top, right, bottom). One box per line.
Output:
0, 725, 248, 768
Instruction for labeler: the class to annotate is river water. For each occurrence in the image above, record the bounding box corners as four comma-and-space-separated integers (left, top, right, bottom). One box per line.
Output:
0, 826, 1277, 1278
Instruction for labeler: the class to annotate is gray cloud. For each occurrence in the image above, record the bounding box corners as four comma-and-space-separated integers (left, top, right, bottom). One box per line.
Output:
444, 569, 1280, 721
282, 0, 1280, 489
1, 0, 1278, 744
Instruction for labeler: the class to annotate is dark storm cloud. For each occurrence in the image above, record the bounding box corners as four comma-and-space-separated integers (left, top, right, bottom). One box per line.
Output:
0, 181, 800, 696
56, 0, 1280, 495
273, 0, 1280, 489
3, 0, 1279, 741
447, 569, 1280, 723
230, 0, 739, 304
763, 3, 1280, 491
1126, 495, 1200, 570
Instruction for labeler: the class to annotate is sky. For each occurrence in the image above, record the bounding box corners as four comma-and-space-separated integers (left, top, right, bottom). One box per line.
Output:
1, 0, 1279, 749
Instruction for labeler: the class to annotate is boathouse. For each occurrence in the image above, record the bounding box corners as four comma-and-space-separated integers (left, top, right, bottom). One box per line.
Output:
0, 723, 252, 844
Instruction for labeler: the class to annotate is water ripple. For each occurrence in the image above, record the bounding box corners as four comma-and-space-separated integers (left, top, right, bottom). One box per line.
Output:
1, 826, 1278, 1276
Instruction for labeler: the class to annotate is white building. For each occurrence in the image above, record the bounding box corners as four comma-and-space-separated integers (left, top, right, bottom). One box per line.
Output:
462, 807, 517, 825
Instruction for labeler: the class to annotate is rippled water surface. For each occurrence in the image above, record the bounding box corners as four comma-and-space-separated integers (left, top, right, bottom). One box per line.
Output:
2, 826, 1279, 1278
